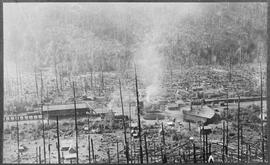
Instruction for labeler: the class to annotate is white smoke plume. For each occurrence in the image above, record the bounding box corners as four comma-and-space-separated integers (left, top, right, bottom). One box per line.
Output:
134, 4, 202, 103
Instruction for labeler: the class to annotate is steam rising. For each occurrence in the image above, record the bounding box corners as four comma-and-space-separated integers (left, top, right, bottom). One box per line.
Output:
136, 34, 164, 103
134, 4, 200, 103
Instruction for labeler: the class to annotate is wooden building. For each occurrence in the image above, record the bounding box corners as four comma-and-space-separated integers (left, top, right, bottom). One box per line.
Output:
43, 103, 93, 119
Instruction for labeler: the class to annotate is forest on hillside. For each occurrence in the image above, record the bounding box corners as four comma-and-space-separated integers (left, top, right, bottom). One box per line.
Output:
4, 3, 267, 76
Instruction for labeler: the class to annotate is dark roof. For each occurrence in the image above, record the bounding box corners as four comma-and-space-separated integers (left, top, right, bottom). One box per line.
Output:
43, 103, 90, 111
183, 105, 215, 119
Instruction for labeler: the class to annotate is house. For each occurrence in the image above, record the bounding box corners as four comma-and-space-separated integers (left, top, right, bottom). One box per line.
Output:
60, 140, 77, 161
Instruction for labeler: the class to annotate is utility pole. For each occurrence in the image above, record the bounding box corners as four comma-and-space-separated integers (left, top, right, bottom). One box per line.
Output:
73, 82, 79, 164
134, 65, 143, 164
119, 79, 129, 164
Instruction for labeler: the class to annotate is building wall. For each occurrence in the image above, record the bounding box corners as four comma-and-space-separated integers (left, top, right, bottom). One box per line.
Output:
183, 113, 207, 124
45, 108, 89, 118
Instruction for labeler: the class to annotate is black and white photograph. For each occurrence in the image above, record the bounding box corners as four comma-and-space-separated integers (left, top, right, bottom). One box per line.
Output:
3, 2, 269, 164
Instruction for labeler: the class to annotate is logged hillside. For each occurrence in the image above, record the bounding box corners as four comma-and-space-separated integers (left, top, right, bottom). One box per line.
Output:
4, 3, 267, 75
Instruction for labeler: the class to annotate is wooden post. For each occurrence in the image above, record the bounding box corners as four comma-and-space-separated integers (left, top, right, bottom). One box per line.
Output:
72, 82, 79, 164
88, 135, 91, 164
48, 144, 51, 164
117, 140, 119, 164
193, 143, 196, 163
56, 116, 61, 164
39, 146, 41, 164
202, 125, 205, 163
91, 138, 95, 162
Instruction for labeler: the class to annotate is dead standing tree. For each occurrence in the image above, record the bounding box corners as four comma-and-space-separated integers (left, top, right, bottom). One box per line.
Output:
259, 59, 265, 162
134, 65, 143, 164
72, 82, 79, 164
56, 116, 61, 164
40, 70, 46, 164
16, 107, 20, 164
119, 79, 129, 164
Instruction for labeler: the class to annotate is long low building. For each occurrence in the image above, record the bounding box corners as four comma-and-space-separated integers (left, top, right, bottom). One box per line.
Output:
205, 96, 266, 104
43, 103, 94, 119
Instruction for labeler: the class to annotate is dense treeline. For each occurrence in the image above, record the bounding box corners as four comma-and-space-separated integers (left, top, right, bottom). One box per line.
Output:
4, 3, 267, 75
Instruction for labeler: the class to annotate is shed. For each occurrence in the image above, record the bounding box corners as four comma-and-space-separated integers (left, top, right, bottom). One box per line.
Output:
43, 103, 93, 119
